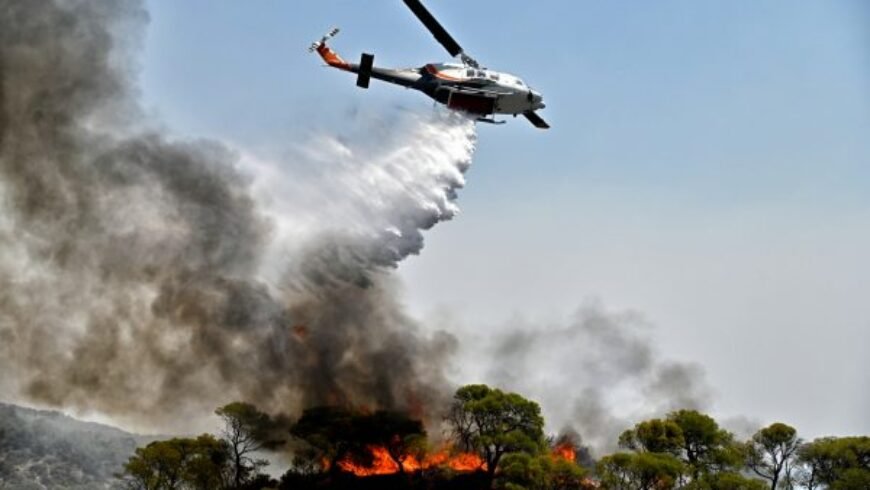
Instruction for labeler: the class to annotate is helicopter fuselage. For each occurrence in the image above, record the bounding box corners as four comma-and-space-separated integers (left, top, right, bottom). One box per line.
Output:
316, 43, 544, 118
310, 0, 549, 129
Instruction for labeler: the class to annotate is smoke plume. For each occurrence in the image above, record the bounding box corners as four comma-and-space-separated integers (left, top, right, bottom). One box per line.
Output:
483, 303, 711, 455
0, 0, 474, 432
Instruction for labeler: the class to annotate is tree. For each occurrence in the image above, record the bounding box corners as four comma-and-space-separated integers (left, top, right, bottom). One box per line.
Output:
618, 412, 743, 478
182, 435, 233, 490
746, 423, 801, 490
497, 453, 552, 490
287, 444, 325, 477
666, 410, 741, 478
831, 469, 870, 490
447, 384, 546, 483
618, 419, 684, 456
606, 411, 748, 487
597, 452, 685, 490
795, 437, 870, 489
290, 406, 364, 474
215, 402, 275, 488
497, 452, 589, 490
123, 438, 186, 490
121, 435, 230, 490
548, 458, 591, 490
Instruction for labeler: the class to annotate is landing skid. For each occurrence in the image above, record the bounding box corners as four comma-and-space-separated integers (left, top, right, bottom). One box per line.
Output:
476, 116, 506, 125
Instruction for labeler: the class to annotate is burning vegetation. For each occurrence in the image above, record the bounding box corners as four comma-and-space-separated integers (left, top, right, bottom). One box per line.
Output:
119, 384, 605, 489
335, 445, 486, 476
119, 384, 870, 489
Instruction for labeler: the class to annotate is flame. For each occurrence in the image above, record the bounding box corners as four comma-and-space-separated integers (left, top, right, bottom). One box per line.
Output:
441, 451, 486, 472
337, 445, 485, 476
552, 443, 576, 462
338, 446, 399, 476
291, 324, 308, 336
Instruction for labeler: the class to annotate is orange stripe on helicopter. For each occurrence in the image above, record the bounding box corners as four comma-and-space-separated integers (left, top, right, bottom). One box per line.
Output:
425, 64, 464, 82
316, 44, 350, 70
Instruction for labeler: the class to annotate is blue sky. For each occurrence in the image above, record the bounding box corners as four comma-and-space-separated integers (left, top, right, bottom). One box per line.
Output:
142, 1, 870, 438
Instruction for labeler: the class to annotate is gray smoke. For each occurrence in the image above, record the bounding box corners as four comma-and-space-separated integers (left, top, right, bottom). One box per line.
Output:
0, 0, 474, 432
484, 303, 711, 455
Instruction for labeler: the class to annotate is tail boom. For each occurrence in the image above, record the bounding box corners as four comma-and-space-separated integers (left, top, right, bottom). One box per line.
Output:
310, 27, 350, 70
309, 28, 422, 89
315, 43, 350, 70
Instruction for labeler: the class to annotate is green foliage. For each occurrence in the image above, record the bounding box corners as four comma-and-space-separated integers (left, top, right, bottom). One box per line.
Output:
830, 468, 870, 490
121, 434, 230, 490
597, 451, 685, 490
495, 453, 586, 490
666, 410, 742, 476
796, 436, 870, 489
549, 458, 591, 490
618, 419, 684, 455
604, 410, 755, 488
182, 435, 233, 490
682, 471, 767, 490
447, 384, 546, 479
497, 453, 551, 490
496, 453, 588, 490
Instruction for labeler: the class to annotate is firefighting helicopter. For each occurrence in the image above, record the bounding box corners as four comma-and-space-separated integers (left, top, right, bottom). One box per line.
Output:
309, 0, 550, 129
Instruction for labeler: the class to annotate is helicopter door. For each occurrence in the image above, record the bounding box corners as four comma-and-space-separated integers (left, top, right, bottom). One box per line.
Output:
447, 90, 496, 115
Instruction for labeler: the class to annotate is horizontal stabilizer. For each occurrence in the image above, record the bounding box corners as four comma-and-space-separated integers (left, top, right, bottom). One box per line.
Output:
357, 53, 374, 88
523, 111, 550, 129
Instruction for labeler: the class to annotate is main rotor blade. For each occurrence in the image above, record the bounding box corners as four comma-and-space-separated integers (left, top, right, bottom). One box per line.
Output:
523, 111, 550, 130
403, 0, 463, 58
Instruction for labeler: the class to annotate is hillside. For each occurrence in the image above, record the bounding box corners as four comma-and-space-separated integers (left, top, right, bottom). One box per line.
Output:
0, 403, 151, 490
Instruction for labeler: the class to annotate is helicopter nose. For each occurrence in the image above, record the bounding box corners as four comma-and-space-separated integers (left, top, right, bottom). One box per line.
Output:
532, 91, 545, 109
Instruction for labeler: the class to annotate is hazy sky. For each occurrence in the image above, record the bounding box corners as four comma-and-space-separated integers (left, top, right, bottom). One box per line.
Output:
141, 1, 870, 439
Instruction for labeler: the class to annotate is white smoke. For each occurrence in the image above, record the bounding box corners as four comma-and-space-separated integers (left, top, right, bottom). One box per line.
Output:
482, 302, 711, 455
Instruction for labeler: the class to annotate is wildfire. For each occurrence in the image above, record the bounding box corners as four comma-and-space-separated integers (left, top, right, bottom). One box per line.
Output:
336, 442, 578, 477
552, 443, 576, 462
338, 446, 400, 476
337, 445, 485, 476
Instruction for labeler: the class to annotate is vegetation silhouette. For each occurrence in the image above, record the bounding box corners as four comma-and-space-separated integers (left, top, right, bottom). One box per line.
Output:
116, 385, 870, 490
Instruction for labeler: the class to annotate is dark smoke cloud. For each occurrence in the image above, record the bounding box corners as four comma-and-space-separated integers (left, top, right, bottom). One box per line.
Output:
0, 0, 473, 432
483, 303, 711, 455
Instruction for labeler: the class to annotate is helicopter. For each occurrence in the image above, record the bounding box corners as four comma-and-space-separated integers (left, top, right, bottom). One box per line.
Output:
309, 0, 549, 129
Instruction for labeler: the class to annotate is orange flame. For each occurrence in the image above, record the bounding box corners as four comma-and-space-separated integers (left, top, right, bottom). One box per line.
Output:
442, 451, 486, 472
338, 446, 400, 476
552, 443, 576, 462
337, 445, 485, 477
